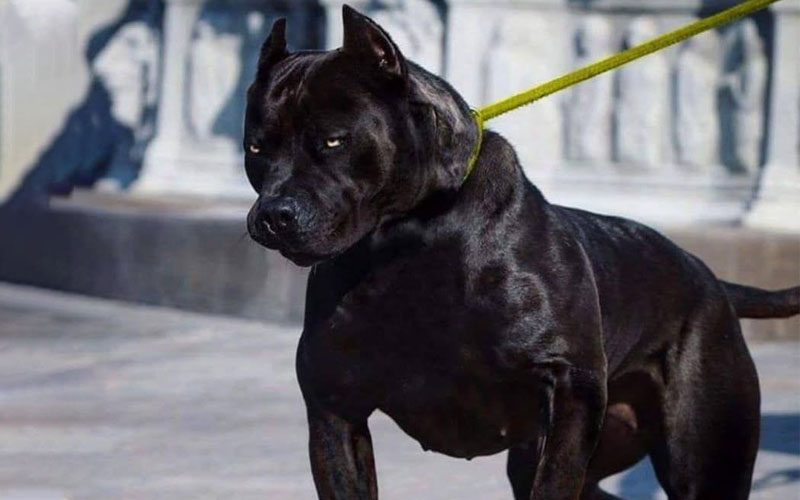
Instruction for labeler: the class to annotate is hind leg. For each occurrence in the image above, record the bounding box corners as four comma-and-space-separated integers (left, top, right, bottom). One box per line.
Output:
579, 404, 647, 500
649, 311, 760, 499
578, 370, 665, 500
579, 398, 651, 500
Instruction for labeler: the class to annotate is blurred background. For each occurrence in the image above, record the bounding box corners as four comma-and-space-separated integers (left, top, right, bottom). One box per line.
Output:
0, 0, 797, 499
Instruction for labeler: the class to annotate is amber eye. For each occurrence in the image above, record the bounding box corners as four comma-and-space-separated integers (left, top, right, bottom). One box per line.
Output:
325, 138, 343, 149
248, 144, 261, 154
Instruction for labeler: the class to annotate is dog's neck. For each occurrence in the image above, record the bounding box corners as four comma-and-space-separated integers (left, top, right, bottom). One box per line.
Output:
405, 63, 480, 189
368, 130, 543, 260
334, 63, 547, 268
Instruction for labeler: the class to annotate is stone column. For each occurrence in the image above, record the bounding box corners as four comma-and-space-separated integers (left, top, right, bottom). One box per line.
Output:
0, 0, 84, 202
745, 1, 800, 232
134, 0, 250, 198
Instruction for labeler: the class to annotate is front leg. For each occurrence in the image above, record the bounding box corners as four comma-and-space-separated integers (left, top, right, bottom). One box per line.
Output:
532, 366, 607, 500
307, 406, 378, 500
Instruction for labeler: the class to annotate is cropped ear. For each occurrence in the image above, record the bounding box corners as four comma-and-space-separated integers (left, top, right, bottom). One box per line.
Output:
257, 18, 289, 78
342, 5, 406, 79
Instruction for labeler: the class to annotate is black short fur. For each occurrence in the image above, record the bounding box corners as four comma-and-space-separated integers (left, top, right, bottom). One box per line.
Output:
243, 6, 798, 499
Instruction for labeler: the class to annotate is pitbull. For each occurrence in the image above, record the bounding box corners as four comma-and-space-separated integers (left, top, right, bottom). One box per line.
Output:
244, 6, 800, 499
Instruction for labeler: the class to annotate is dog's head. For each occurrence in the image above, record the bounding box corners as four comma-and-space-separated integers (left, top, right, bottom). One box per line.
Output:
244, 5, 477, 266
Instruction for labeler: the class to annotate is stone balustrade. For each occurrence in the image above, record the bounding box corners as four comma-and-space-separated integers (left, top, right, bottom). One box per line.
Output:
0, 0, 796, 229
445, 0, 795, 226
134, 0, 324, 197
0, 0, 85, 201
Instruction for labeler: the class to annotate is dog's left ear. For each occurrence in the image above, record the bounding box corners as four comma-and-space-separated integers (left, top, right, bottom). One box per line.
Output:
256, 18, 289, 78
342, 5, 407, 80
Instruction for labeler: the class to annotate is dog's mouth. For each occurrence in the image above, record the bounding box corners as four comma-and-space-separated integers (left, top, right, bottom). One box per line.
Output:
248, 228, 336, 267
278, 247, 331, 267
246, 202, 363, 267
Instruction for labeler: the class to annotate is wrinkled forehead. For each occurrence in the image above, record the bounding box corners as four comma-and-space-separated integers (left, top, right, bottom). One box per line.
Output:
247, 51, 369, 127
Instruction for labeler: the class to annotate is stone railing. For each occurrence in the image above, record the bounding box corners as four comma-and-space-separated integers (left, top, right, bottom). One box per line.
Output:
443, 0, 798, 226
134, 0, 324, 197
0, 0, 85, 201
2, 0, 796, 230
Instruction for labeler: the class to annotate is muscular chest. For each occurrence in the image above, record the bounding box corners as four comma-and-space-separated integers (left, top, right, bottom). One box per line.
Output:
299, 257, 552, 457
302, 318, 546, 458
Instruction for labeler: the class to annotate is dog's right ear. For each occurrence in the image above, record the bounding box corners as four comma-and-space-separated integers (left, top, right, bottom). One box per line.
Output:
342, 4, 407, 80
256, 18, 289, 78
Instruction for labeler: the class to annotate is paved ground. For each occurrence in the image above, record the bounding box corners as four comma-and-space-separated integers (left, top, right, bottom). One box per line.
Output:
0, 283, 797, 500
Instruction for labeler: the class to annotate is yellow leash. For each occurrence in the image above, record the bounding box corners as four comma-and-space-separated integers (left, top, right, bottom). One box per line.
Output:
464, 0, 782, 179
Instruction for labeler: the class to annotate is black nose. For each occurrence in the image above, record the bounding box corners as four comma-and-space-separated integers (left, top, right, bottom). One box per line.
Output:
261, 197, 300, 234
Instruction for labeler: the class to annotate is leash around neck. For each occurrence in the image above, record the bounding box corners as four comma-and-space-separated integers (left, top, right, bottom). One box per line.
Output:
462, 0, 782, 182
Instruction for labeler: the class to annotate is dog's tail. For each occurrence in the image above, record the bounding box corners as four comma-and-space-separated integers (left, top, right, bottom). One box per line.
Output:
722, 281, 800, 319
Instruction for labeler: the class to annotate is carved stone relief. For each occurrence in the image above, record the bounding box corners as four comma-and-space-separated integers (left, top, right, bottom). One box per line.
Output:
483, 15, 563, 170
93, 22, 160, 138
720, 18, 767, 174
187, 17, 243, 142
614, 17, 668, 168
674, 31, 721, 171
565, 15, 613, 163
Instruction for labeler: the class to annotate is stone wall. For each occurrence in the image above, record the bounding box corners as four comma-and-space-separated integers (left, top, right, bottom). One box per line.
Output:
0, 0, 797, 230
0, 0, 85, 201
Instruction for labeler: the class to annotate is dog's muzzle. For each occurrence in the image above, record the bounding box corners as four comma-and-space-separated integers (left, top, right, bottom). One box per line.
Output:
259, 196, 302, 237
247, 194, 322, 260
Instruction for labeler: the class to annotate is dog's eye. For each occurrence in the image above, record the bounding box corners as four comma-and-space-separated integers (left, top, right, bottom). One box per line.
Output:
325, 138, 343, 149
248, 144, 261, 155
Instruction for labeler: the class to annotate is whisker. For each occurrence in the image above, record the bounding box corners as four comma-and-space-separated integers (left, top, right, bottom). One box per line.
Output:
230, 230, 257, 252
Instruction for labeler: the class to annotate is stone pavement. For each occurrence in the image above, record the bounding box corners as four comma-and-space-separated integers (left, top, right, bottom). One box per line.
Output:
0, 283, 797, 500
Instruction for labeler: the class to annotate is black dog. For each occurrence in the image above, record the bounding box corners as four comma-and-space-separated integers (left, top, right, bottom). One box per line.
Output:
244, 6, 800, 499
